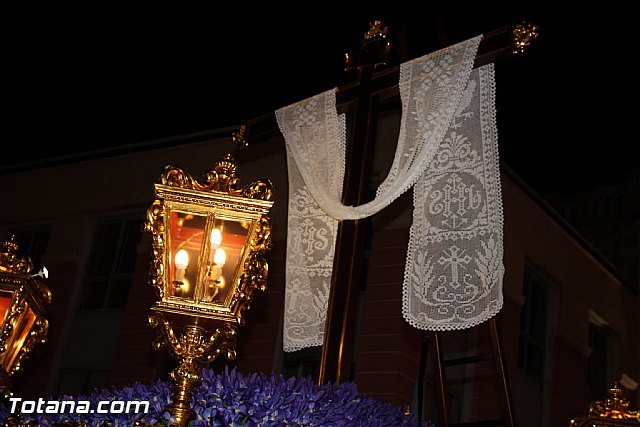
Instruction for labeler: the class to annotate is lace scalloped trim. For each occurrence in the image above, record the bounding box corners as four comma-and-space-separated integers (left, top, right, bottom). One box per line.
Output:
277, 90, 345, 352
401, 64, 504, 331
279, 36, 482, 222
402, 297, 504, 332
277, 36, 504, 350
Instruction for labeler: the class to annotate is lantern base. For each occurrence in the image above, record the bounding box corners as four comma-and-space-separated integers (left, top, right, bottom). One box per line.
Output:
167, 357, 200, 427
148, 314, 238, 427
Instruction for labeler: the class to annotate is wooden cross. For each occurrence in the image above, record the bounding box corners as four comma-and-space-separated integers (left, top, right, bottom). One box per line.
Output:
233, 20, 538, 385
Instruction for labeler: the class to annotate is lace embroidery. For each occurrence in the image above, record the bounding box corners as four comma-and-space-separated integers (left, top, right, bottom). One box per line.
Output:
277, 91, 346, 351
277, 35, 503, 351
280, 37, 481, 222
402, 65, 504, 330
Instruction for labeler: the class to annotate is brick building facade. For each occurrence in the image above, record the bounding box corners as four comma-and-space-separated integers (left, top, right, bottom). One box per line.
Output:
1, 127, 637, 426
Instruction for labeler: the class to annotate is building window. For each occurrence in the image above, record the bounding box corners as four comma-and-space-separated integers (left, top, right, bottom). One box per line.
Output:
7, 226, 51, 271
515, 265, 553, 427
588, 318, 612, 401
518, 267, 549, 382
80, 217, 143, 310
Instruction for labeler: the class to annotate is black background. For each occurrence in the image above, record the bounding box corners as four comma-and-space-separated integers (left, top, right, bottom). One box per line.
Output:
2, 1, 638, 195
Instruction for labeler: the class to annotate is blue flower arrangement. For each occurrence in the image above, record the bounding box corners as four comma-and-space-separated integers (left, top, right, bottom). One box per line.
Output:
1, 367, 433, 427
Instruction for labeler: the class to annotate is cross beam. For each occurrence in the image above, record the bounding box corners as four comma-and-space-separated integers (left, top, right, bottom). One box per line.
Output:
232, 22, 538, 148
233, 21, 538, 385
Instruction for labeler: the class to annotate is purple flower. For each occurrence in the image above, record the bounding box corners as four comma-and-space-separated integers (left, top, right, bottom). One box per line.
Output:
0, 367, 432, 426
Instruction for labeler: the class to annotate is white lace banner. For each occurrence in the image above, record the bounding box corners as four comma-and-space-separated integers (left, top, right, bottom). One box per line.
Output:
403, 65, 504, 330
276, 35, 503, 352
279, 93, 346, 351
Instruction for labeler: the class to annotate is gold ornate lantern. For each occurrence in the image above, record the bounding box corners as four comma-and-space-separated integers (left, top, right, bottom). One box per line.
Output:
144, 153, 273, 426
0, 236, 51, 398
570, 382, 640, 426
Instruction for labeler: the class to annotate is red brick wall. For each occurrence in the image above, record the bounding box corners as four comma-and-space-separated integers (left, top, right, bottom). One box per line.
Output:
109, 249, 161, 386
354, 220, 527, 421
466, 309, 521, 423
354, 227, 423, 407
496, 297, 522, 408
548, 336, 589, 427
234, 241, 287, 375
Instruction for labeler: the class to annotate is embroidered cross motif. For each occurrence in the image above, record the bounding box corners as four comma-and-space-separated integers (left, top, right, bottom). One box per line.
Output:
438, 246, 472, 289
277, 36, 503, 348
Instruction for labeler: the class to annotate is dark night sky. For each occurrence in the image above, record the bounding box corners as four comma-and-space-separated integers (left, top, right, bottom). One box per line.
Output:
2, 1, 638, 195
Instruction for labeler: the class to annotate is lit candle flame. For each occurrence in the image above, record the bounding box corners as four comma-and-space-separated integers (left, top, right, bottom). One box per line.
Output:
174, 249, 189, 282
175, 249, 189, 269
210, 228, 222, 248
213, 248, 226, 266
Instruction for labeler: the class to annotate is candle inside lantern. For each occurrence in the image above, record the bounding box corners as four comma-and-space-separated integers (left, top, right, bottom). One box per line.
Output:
213, 248, 226, 266
208, 228, 225, 281
174, 249, 189, 282
210, 228, 222, 249
209, 248, 226, 281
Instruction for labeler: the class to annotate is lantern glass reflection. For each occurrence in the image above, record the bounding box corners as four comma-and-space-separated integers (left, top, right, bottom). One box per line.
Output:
1, 302, 36, 373
167, 211, 251, 307
144, 155, 274, 426
0, 290, 10, 320
0, 235, 51, 397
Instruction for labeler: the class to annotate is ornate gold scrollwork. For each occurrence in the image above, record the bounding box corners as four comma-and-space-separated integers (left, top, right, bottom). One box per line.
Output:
364, 20, 388, 40
145, 199, 166, 300
0, 286, 50, 376
148, 313, 238, 425
512, 21, 540, 54
160, 154, 274, 200
144, 154, 274, 426
589, 382, 640, 420
145, 153, 274, 323
0, 237, 51, 399
231, 125, 248, 149
346, 19, 392, 72
0, 236, 32, 275
570, 382, 640, 426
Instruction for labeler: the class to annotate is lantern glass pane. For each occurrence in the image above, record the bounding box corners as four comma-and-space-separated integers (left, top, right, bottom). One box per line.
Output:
0, 290, 12, 321
1, 302, 36, 373
168, 211, 207, 301
201, 218, 251, 306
